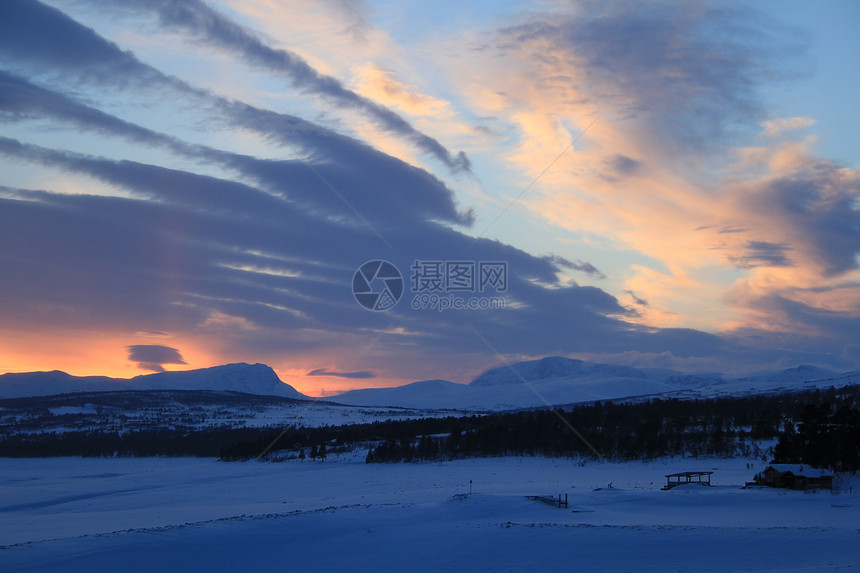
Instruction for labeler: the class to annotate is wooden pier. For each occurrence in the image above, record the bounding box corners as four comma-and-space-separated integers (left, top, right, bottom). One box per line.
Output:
526, 494, 569, 508
662, 471, 714, 490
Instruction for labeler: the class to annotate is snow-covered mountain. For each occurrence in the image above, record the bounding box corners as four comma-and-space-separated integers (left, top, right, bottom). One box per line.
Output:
332, 357, 857, 410
334, 357, 711, 410
0, 363, 303, 399
2, 357, 856, 411
324, 380, 468, 411
469, 356, 649, 387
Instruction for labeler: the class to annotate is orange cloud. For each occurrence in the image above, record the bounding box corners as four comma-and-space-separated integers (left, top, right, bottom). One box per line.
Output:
352, 63, 452, 118
437, 11, 860, 339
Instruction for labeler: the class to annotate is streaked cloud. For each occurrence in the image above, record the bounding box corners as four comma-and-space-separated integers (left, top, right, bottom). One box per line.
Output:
88, 0, 471, 173
307, 368, 375, 379
762, 117, 816, 137
1, 0, 858, 391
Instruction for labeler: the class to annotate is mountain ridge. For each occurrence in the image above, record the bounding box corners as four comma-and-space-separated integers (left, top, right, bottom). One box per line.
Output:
2, 358, 856, 411
0, 363, 302, 399
333, 358, 856, 410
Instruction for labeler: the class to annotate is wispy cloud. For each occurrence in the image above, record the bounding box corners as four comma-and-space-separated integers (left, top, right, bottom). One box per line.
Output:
89, 0, 470, 173
762, 117, 816, 137
307, 368, 375, 379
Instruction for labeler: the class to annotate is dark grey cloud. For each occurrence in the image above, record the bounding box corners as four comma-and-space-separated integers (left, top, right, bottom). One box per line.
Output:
729, 240, 794, 269
750, 163, 860, 277
0, 3, 474, 230
307, 368, 375, 379
606, 154, 641, 177
545, 255, 606, 279
127, 344, 186, 373
497, 1, 802, 154
626, 290, 649, 307
0, 140, 733, 374
0, 69, 176, 147
0, 0, 193, 94
0, 76, 471, 232
86, 0, 470, 173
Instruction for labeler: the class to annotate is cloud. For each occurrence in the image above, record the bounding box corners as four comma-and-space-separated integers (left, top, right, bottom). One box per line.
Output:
728, 240, 794, 269
0, 0, 191, 94
0, 1, 475, 231
1, 0, 858, 389
306, 368, 375, 379
442, 1, 859, 346
352, 63, 452, 118
492, 2, 795, 155
89, 0, 470, 172
625, 290, 649, 307
605, 154, 642, 177
545, 255, 606, 280
127, 344, 186, 372
740, 163, 860, 277
762, 117, 816, 137
0, 75, 473, 231
0, 70, 177, 148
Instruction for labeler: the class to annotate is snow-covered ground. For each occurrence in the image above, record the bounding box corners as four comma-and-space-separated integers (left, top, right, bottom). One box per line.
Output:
1, 455, 857, 572
0, 391, 465, 437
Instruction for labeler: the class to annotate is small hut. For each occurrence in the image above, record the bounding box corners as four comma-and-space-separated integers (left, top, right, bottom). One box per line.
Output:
662, 471, 714, 490
754, 464, 833, 490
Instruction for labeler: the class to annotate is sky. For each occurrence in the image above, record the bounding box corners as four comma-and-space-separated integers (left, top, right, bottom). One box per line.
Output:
1, 0, 858, 396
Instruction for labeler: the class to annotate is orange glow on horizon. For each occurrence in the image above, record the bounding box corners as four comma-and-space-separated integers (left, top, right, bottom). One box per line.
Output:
0, 328, 416, 398
0, 328, 215, 380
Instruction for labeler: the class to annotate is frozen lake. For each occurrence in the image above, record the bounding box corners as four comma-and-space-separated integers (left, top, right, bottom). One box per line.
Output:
1, 455, 858, 571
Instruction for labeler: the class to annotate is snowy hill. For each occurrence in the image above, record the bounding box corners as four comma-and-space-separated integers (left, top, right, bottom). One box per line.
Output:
332, 357, 857, 410
334, 357, 718, 410
469, 356, 653, 387
327, 379, 468, 410
2, 358, 856, 411
0, 363, 303, 399
129, 363, 301, 398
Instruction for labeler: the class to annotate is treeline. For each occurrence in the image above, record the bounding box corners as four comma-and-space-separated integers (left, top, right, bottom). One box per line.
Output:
365, 387, 859, 464
222, 387, 860, 463
773, 402, 860, 472
1, 385, 858, 465
0, 427, 262, 458
0, 417, 471, 459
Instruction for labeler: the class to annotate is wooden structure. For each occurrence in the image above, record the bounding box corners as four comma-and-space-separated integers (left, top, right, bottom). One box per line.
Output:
753, 464, 833, 490
662, 471, 713, 490
526, 494, 568, 508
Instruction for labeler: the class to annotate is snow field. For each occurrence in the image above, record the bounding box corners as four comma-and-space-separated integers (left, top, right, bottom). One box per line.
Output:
1, 455, 858, 572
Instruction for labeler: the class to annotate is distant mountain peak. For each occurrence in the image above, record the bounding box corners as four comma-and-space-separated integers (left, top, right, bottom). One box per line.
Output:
469, 356, 582, 387
0, 363, 302, 399
468, 356, 652, 387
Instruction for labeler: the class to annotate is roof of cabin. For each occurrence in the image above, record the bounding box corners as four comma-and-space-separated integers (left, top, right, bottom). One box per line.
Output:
766, 464, 834, 478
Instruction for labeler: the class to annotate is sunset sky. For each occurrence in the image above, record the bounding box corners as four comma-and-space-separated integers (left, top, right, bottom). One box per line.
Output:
1, 0, 858, 396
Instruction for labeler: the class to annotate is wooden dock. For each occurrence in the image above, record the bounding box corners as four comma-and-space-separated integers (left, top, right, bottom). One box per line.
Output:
662, 471, 714, 490
526, 494, 569, 508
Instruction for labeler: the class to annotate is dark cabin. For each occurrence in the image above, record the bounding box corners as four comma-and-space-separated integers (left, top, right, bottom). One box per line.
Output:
754, 464, 834, 490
